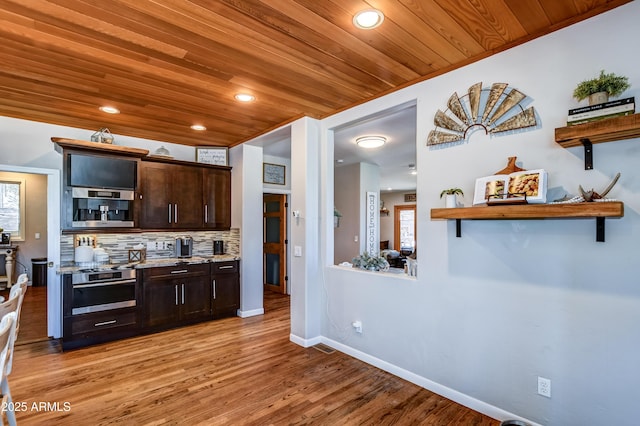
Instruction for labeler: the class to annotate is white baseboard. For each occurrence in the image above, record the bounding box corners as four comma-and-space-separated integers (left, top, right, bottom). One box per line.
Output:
237, 308, 264, 318
289, 334, 322, 348
321, 337, 541, 426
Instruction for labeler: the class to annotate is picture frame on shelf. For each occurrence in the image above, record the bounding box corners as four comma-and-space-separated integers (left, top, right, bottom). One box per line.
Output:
263, 162, 286, 185
195, 146, 228, 166
473, 169, 547, 205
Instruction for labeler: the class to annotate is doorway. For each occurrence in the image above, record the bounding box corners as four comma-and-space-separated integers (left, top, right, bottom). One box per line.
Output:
0, 165, 61, 339
394, 204, 416, 255
263, 194, 287, 294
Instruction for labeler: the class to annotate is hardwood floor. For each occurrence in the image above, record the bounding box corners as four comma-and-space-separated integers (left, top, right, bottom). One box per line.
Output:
10, 292, 499, 425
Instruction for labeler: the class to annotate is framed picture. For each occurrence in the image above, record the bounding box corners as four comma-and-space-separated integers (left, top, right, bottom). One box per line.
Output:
263, 163, 286, 185
196, 146, 228, 166
404, 193, 417, 202
473, 169, 547, 205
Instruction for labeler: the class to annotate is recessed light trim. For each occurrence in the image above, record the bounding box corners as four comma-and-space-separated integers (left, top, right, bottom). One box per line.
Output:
353, 9, 384, 29
191, 124, 206, 131
356, 135, 386, 149
99, 106, 120, 114
234, 93, 255, 102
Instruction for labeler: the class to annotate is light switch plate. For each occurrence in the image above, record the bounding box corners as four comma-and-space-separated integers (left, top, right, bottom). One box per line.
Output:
294, 246, 302, 257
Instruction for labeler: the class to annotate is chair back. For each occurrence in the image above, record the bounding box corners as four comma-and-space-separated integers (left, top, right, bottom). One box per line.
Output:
0, 294, 21, 377
15, 274, 28, 285
0, 296, 19, 320
0, 312, 17, 381
8, 281, 27, 336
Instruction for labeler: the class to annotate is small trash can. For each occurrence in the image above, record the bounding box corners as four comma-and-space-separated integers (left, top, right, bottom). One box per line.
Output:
31, 258, 47, 287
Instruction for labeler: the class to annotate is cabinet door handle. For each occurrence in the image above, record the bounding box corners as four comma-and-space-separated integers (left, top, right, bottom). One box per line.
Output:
212, 279, 216, 299
175, 204, 178, 223
94, 320, 116, 327
168, 204, 172, 224
182, 283, 185, 305
219, 265, 234, 269
204, 204, 208, 223
170, 269, 188, 274
175, 284, 178, 305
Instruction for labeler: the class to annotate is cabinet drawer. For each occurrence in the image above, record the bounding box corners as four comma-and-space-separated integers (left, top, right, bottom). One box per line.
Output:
71, 309, 137, 335
211, 261, 238, 274
143, 263, 209, 280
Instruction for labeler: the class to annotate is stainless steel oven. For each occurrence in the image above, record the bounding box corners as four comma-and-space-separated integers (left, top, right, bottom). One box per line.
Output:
71, 269, 137, 315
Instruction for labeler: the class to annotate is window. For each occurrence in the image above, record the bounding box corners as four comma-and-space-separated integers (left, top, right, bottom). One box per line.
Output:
0, 179, 26, 241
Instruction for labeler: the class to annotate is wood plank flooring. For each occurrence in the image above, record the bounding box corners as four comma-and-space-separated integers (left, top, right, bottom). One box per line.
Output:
10, 292, 499, 425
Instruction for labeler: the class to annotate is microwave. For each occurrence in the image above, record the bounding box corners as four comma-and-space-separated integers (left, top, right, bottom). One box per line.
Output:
67, 153, 137, 190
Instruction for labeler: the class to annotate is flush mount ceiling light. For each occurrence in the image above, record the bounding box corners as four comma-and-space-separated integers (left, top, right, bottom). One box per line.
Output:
353, 9, 385, 29
190, 124, 206, 131
356, 135, 386, 149
99, 106, 120, 114
234, 93, 255, 102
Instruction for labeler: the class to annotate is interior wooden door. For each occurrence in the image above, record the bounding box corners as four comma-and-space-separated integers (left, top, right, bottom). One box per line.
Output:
263, 194, 287, 294
394, 204, 416, 255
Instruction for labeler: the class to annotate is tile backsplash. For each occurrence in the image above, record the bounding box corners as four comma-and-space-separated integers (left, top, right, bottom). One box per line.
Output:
61, 229, 240, 264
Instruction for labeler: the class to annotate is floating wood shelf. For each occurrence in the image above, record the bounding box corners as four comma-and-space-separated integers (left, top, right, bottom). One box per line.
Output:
52, 137, 150, 157
554, 114, 640, 169
431, 202, 624, 242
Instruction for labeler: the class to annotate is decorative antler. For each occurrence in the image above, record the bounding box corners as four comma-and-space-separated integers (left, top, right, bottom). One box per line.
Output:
598, 172, 621, 198
578, 172, 621, 201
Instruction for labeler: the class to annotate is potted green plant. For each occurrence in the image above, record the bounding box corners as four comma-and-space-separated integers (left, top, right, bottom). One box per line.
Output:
352, 252, 389, 272
573, 70, 630, 105
440, 188, 463, 208
333, 206, 342, 228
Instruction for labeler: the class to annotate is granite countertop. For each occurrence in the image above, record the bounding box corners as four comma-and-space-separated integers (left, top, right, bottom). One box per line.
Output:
57, 254, 239, 274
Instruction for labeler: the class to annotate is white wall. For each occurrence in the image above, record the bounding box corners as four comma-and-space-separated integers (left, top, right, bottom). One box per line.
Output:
317, 3, 640, 425
230, 144, 264, 317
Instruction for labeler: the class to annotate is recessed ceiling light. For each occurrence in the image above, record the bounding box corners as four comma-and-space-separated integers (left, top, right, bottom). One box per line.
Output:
234, 93, 255, 102
353, 9, 385, 29
356, 135, 386, 149
191, 124, 206, 131
99, 106, 120, 114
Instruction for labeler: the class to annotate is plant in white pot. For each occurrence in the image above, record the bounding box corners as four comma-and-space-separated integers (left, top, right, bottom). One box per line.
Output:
440, 188, 463, 208
573, 70, 630, 106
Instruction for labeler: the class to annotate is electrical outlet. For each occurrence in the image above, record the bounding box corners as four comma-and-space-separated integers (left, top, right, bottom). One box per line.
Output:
538, 376, 551, 398
352, 321, 363, 333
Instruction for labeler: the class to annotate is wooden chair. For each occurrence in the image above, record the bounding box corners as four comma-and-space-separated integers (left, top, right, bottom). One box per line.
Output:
7, 277, 27, 343
0, 311, 17, 426
0, 291, 23, 426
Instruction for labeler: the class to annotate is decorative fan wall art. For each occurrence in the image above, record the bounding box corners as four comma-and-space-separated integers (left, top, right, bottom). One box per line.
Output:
427, 82, 537, 146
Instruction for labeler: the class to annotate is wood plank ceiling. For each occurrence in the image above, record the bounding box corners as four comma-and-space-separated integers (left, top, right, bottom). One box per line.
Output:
0, 0, 632, 147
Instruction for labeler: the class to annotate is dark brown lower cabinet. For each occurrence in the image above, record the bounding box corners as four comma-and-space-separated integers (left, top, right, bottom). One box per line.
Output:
143, 264, 211, 329
63, 261, 240, 349
211, 261, 240, 319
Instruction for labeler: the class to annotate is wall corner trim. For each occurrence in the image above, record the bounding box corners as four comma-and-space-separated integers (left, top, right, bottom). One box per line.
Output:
237, 308, 264, 318
289, 334, 322, 348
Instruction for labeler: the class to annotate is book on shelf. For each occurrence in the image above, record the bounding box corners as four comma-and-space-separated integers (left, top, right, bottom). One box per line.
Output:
567, 101, 635, 123
567, 110, 634, 126
473, 169, 547, 205
568, 97, 634, 115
